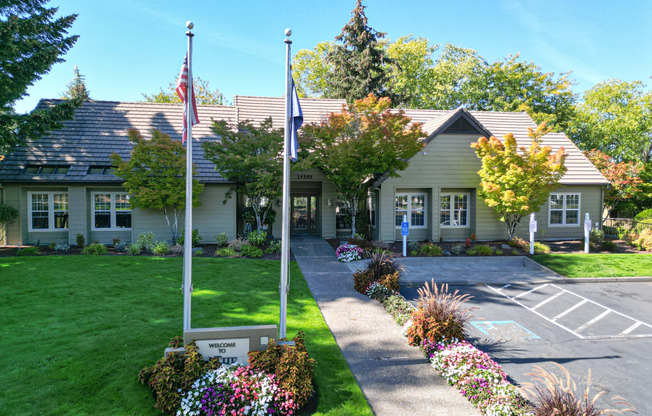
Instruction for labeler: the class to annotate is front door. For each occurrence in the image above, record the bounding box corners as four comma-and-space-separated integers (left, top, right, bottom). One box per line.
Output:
291, 195, 318, 235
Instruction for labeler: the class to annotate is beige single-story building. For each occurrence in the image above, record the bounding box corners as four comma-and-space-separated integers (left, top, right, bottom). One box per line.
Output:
0, 96, 608, 246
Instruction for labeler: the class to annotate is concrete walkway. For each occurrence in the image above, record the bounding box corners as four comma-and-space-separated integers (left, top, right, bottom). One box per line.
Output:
291, 236, 480, 416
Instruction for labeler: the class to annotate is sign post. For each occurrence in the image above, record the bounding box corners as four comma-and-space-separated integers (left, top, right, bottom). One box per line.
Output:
584, 212, 592, 254
401, 215, 409, 257
529, 213, 537, 255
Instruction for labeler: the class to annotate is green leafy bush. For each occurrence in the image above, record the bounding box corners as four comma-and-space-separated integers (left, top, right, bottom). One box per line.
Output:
347, 236, 373, 251
138, 341, 221, 415
246, 230, 267, 247
382, 294, 414, 326
192, 247, 203, 256
599, 240, 618, 252
634, 208, 652, 223
177, 228, 202, 247
589, 229, 605, 244
467, 244, 494, 256
495, 249, 503, 255
353, 269, 375, 294
54, 240, 70, 253
418, 242, 443, 256
153, 241, 171, 256
526, 242, 551, 254
76, 233, 85, 247
228, 237, 247, 252
170, 244, 184, 254
632, 228, 652, 251
450, 244, 464, 255
126, 243, 141, 255
17, 246, 40, 256
136, 232, 156, 253
82, 243, 108, 255
0, 204, 18, 225
240, 244, 263, 258
215, 232, 229, 247
248, 332, 316, 408
408, 241, 420, 252
215, 248, 238, 257
265, 240, 282, 254
407, 280, 474, 347
49, 242, 56, 250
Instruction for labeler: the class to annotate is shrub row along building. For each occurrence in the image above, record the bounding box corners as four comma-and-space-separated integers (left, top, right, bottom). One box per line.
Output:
0, 96, 608, 245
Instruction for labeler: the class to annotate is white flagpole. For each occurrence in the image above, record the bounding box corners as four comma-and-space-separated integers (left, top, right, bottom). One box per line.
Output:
279, 29, 292, 339
183, 21, 195, 332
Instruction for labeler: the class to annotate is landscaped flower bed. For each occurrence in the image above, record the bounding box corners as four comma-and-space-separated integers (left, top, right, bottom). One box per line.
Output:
335, 244, 364, 262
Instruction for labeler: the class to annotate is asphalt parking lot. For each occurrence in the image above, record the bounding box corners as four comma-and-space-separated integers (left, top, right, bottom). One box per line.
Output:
401, 281, 652, 414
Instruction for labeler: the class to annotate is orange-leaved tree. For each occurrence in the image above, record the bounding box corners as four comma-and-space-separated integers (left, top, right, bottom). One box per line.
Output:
584, 149, 643, 218
471, 123, 567, 240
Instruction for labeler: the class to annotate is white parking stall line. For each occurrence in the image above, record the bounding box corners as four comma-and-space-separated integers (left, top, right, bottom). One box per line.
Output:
532, 289, 566, 311
488, 284, 652, 340
620, 321, 643, 336
552, 299, 588, 322
575, 310, 611, 333
512, 284, 549, 300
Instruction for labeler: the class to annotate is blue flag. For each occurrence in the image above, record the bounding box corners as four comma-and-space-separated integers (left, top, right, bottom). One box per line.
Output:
290, 78, 303, 162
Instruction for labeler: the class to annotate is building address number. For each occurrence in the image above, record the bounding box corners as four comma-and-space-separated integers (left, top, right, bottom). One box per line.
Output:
296, 174, 313, 180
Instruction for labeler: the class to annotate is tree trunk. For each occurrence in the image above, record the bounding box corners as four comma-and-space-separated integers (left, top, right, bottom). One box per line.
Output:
350, 196, 358, 237
252, 202, 263, 232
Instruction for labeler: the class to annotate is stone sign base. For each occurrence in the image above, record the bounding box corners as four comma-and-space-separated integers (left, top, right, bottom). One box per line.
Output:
164, 325, 278, 365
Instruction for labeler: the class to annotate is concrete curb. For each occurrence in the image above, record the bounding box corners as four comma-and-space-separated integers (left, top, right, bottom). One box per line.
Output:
562, 276, 652, 283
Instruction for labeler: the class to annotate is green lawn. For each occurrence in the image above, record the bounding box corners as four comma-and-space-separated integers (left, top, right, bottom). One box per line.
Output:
0, 256, 372, 416
532, 253, 652, 278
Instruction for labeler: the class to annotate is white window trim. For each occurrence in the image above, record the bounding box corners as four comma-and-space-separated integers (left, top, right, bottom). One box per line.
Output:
27, 191, 69, 232
395, 192, 427, 229
440, 192, 470, 229
91, 192, 132, 231
548, 193, 581, 227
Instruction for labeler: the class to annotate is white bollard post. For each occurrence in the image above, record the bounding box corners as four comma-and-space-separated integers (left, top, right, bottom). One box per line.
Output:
529, 213, 537, 255
584, 212, 591, 254
402, 214, 408, 257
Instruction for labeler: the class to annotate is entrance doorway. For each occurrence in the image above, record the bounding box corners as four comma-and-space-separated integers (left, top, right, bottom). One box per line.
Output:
291, 195, 319, 235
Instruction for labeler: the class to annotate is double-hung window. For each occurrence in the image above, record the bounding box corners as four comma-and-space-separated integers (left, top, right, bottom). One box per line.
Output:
549, 193, 580, 226
92, 192, 132, 230
440, 193, 469, 227
395, 193, 426, 227
28, 192, 69, 231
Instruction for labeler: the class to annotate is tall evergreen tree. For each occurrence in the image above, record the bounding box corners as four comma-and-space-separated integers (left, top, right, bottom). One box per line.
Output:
61, 65, 90, 101
326, 0, 392, 103
0, 0, 79, 152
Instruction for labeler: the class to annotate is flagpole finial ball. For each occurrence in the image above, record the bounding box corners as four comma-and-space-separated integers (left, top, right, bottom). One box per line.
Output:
186, 21, 194, 30
284, 28, 292, 37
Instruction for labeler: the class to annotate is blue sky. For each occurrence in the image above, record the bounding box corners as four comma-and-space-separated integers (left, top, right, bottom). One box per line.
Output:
14, 0, 652, 113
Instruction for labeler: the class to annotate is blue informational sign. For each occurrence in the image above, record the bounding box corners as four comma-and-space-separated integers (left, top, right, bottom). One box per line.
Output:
401, 221, 409, 236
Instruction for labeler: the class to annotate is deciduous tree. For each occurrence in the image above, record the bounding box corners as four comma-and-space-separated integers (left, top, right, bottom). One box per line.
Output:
304, 94, 425, 236
471, 123, 567, 240
142, 77, 226, 106
584, 149, 643, 217
0, 0, 79, 152
111, 130, 204, 242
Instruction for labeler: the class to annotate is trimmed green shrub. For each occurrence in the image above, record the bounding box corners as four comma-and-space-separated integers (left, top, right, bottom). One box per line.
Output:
215, 248, 238, 257
177, 228, 201, 247
246, 230, 267, 247
76, 233, 85, 247
153, 241, 171, 255
192, 247, 203, 256
632, 228, 652, 251
495, 249, 503, 256
600, 240, 618, 252
408, 241, 420, 252
526, 241, 551, 254
49, 242, 56, 250
418, 242, 443, 256
82, 243, 108, 255
54, 240, 70, 253
17, 246, 40, 256
248, 332, 316, 408
126, 243, 141, 255
240, 244, 263, 258
589, 229, 605, 244
353, 269, 375, 294
382, 294, 413, 326
215, 232, 229, 247
450, 244, 464, 255
265, 240, 282, 254
407, 280, 474, 347
138, 340, 221, 415
634, 208, 652, 223
467, 244, 494, 256
136, 232, 156, 253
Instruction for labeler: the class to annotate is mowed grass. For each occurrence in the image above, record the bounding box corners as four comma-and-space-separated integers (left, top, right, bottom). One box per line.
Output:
0, 256, 372, 416
533, 253, 652, 278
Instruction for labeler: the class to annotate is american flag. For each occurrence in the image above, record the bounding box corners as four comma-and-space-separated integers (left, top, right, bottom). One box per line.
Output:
176, 52, 199, 143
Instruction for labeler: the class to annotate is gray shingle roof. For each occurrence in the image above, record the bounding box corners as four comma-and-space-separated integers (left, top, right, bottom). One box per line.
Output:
0, 97, 608, 186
